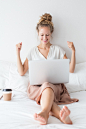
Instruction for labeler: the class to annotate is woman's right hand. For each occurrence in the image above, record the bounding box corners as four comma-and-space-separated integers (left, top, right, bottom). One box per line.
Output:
16, 42, 22, 56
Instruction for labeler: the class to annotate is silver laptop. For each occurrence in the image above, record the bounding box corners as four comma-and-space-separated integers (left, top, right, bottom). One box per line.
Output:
29, 59, 69, 85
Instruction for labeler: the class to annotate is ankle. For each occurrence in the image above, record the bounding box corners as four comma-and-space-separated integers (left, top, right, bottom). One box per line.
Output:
41, 109, 49, 115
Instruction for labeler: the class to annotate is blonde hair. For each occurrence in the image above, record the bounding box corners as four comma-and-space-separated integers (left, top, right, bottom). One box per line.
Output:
36, 13, 54, 33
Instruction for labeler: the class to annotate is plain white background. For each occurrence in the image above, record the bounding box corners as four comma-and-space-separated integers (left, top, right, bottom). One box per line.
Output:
0, 0, 86, 64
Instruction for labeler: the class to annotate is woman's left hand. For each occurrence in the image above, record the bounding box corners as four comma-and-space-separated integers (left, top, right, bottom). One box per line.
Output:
67, 41, 75, 52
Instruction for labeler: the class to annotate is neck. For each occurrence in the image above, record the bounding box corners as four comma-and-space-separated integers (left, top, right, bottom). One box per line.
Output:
39, 42, 51, 49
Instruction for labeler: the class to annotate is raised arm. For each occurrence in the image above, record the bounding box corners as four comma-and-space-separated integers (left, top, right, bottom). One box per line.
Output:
63, 41, 76, 73
16, 42, 29, 76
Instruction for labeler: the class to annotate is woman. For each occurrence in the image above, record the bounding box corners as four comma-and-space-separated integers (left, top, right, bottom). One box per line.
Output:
16, 13, 79, 125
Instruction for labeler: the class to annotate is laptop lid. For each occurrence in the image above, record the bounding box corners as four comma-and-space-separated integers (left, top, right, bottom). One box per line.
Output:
29, 59, 69, 85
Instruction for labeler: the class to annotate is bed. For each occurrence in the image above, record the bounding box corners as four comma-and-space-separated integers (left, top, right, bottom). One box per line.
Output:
0, 60, 86, 129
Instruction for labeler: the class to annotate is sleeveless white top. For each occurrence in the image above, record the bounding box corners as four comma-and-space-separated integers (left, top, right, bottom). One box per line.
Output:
26, 44, 65, 61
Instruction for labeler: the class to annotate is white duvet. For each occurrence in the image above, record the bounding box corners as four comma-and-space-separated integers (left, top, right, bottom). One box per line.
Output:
0, 90, 86, 129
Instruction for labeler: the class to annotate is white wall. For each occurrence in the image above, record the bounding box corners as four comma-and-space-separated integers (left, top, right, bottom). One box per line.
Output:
0, 0, 86, 64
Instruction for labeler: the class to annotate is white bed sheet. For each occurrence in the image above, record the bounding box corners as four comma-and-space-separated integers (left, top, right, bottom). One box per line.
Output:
0, 90, 86, 129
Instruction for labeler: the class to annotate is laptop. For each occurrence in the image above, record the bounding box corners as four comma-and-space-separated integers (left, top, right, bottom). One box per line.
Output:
29, 59, 69, 85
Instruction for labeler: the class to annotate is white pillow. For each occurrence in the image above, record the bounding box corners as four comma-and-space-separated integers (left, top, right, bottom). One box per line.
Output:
65, 62, 86, 93
0, 60, 11, 89
1, 60, 86, 94
7, 63, 29, 93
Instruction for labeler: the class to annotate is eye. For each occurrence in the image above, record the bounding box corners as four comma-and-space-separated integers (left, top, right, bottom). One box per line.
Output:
41, 35, 43, 36
46, 35, 49, 36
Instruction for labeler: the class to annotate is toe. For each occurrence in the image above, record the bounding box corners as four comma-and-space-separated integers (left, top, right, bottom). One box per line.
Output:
34, 113, 37, 118
64, 106, 69, 111
65, 107, 70, 115
60, 109, 64, 117
63, 106, 67, 109
62, 106, 66, 112
62, 111, 66, 119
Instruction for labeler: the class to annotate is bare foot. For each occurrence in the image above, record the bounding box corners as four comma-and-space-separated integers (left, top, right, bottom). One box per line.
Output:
59, 106, 72, 124
34, 111, 49, 125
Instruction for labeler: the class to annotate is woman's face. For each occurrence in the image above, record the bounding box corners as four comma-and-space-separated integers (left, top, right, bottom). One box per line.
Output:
38, 26, 51, 45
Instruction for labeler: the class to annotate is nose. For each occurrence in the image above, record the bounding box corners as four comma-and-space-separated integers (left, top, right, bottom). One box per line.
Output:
44, 35, 47, 40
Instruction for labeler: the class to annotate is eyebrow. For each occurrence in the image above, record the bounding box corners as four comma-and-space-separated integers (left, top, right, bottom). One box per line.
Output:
40, 33, 50, 35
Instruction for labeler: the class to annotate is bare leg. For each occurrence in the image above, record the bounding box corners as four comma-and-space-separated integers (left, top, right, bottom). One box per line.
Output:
34, 82, 54, 125
49, 102, 72, 124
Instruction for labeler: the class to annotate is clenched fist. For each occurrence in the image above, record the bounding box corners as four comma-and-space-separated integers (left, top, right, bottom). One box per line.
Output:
67, 41, 75, 52
16, 42, 22, 56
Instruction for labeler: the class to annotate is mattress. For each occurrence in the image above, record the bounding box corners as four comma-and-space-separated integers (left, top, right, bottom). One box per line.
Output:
0, 90, 86, 129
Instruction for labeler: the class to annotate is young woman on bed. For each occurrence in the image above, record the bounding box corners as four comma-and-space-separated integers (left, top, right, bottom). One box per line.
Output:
16, 13, 79, 125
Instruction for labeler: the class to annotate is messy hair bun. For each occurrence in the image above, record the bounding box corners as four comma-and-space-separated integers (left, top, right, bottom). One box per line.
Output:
36, 13, 54, 33
39, 13, 52, 23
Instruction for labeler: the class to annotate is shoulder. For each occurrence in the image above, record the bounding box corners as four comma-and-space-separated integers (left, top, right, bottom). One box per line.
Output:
28, 46, 37, 53
26, 46, 37, 59
51, 44, 63, 50
51, 44, 65, 57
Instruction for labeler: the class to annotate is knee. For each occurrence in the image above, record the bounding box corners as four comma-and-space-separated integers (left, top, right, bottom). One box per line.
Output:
42, 82, 54, 93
